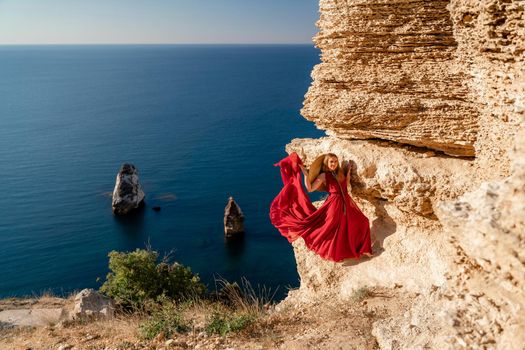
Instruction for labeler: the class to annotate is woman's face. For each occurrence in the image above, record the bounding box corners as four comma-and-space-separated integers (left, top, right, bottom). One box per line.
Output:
327, 156, 338, 171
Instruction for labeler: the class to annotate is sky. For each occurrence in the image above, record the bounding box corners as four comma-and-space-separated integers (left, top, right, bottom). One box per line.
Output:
0, 0, 319, 44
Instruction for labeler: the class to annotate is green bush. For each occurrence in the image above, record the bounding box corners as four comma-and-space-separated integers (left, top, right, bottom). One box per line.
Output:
205, 310, 255, 336
99, 249, 206, 308
139, 300, 190, 339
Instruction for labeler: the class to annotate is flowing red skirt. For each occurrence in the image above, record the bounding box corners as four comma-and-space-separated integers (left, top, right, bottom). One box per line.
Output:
269, 152, 372, 262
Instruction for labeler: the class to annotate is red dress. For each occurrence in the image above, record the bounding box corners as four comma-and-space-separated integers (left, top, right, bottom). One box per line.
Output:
269, 152, 372, 262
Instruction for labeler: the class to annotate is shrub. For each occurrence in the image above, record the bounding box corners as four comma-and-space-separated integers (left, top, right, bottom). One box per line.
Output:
205, 310, 255, 336
99, 249, 206, 308
213, 276, 276, 313
139, 299, 190, 339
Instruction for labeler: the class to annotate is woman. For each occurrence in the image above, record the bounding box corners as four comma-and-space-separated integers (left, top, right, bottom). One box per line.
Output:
269, 152, 372, 262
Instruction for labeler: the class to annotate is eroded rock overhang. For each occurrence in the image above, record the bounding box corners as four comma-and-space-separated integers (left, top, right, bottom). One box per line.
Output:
302, 0, 481, 157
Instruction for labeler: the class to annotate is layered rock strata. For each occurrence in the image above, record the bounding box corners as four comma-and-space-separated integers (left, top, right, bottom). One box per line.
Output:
284, 0, 524, 349
366, 116, 525, 350
449, 0, 525, 176
435, 118, 525, 349
302, 0, 479, 156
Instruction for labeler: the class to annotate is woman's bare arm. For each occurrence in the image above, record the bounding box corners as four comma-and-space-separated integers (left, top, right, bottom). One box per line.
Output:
308, 173, 325, 192
312, 174, 325, 192
299, 164, 325, 192
346, 165, 352, 188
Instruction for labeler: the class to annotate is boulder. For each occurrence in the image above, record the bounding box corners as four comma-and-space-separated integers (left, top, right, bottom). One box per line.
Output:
224, 197, 244, 239
111, 163, 145, 215
72, 289, 115, 321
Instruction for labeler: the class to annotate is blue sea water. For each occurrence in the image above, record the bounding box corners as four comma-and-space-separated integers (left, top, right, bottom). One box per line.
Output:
0, 45, 324, 300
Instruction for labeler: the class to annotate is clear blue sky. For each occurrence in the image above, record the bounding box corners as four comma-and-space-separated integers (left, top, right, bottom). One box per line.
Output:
0, 0, 319, 44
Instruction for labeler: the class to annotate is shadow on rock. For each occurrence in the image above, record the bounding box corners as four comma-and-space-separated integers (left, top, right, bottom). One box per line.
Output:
342, 198, 396, 267
370, 198, 397, 255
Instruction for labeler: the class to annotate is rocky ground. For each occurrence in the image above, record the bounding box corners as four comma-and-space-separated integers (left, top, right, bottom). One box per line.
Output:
0, 286, 412, 350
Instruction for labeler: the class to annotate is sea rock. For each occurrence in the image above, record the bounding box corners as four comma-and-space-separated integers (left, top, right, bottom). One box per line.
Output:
72, 289, 115, 321
224, 197, 244, 239
111, 163, 145, 215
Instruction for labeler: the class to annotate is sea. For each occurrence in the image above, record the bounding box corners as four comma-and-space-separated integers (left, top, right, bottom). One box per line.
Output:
0, 44, 324, 300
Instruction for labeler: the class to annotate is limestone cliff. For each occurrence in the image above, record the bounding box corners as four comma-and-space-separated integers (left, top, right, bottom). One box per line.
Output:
285, 0, 524, 349
302, 0, 479, 157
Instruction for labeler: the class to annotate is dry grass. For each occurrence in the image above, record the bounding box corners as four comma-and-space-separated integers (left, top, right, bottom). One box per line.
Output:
0, 276, 280, 349
1, 315, 143, 350
1, 285, 410, 350
212, 276, 276, 313
0, 294, 68, 312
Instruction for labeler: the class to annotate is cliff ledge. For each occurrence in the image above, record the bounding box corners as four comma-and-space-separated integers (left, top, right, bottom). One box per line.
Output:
285, 0, 524, 349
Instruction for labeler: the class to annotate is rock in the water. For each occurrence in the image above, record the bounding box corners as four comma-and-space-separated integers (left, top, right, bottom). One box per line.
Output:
73, 289, 115, 321
112, 163, 145, 215
224, 197, 244, 239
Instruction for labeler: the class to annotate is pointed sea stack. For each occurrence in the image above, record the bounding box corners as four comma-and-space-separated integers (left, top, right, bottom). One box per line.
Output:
224, 196, 244, 240
112, 163, 145, 215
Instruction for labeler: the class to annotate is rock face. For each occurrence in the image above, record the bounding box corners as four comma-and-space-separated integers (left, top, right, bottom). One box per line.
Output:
224, 197, 244, 239
449, 0, 525, 176
73, 289, 115, 321
112, 163, 145, 215
302, 0, 479, 156
435, 120, 525, 349
284, 0, 524, 349
287, 137, 475, 217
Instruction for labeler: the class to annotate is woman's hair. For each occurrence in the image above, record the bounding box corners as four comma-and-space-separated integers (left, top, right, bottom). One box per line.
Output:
322, 153, 339, 172
307, 153, 344, 191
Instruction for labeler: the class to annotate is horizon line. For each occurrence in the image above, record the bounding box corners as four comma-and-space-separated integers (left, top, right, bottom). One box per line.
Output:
0, 42, 314, 46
